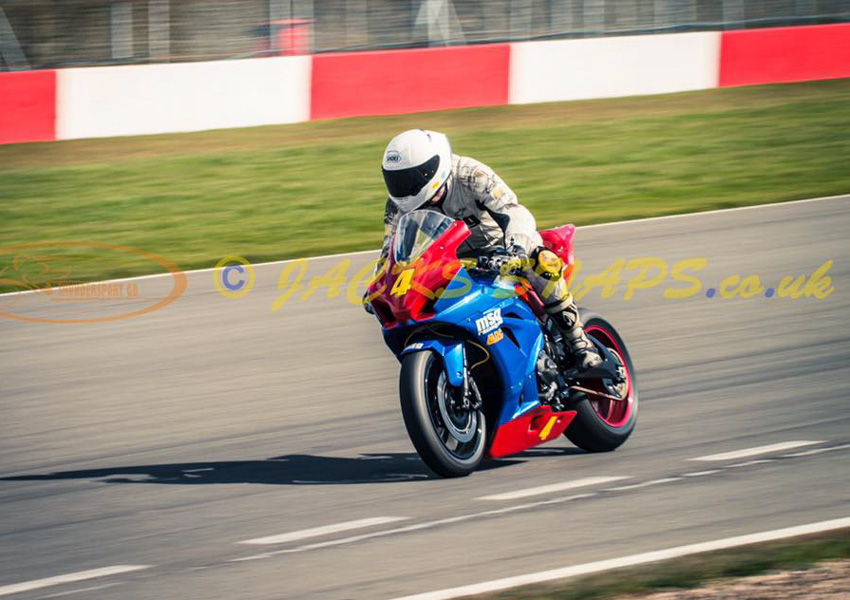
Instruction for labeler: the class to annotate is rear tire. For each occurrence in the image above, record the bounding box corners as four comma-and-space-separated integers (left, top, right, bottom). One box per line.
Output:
399, 351, 486, 477
565, 311, 638, 452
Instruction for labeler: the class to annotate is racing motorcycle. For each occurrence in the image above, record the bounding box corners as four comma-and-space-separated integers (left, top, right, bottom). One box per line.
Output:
366, 209, 637, 477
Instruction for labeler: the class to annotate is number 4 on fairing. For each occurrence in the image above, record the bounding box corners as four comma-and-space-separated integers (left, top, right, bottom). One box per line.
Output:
365, 209, 638, 478
390, 267, 414, 297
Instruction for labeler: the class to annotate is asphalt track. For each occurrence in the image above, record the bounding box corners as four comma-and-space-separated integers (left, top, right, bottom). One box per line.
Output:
1, 195, 848, 600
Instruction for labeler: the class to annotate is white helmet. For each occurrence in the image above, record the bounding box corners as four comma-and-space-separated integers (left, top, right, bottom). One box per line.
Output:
381, 129, 452, 213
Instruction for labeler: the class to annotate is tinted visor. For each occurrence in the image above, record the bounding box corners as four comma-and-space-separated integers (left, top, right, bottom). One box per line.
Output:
382, 154, 441, 199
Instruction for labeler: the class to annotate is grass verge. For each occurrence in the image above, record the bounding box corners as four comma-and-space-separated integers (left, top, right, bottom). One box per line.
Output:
479, 528, 850, 600
0, 78, 848, 286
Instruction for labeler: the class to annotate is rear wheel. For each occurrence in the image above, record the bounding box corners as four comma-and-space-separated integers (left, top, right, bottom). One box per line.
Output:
564, 311, 638, 452
399, 351, 486, 477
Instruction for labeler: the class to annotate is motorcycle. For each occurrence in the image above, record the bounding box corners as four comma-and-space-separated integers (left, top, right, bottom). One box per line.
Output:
366, 209, 637, 477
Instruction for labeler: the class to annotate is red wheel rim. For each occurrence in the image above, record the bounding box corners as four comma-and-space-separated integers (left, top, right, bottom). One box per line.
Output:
583, 325, 635, 429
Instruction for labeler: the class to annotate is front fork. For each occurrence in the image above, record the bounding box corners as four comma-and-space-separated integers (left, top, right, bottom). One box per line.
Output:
399, 339, 481, 410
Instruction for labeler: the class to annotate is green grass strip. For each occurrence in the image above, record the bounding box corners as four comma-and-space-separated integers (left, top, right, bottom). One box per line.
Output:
0, 78, 848, 285
481, 528, 850, 600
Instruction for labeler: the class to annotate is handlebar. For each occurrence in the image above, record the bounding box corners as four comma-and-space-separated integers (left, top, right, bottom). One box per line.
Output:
461, 254, 525, 275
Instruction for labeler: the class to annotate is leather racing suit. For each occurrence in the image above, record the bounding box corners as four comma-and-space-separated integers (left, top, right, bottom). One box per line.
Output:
377, 154, 600, 368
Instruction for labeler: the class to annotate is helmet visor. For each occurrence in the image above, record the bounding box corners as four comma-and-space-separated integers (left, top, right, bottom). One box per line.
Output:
382, 154, 441, 199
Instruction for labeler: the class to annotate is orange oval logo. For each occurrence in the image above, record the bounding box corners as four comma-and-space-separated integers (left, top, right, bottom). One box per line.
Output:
0, 241, 187, 324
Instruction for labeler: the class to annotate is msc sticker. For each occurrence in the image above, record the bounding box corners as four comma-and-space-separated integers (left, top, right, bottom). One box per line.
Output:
475, 308, 503, 336
486, 329, 504, 345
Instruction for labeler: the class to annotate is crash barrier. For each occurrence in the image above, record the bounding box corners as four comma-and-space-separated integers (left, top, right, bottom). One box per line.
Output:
1, 24, 848, 145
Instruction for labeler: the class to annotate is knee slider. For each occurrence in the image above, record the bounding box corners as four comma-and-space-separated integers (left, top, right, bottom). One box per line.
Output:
534, 249, 564, 281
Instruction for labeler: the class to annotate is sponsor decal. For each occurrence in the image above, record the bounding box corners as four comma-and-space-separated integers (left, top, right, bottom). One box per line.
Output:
485, 328, 504, 345
385, 151, 402, 164
475, 307, 503, 336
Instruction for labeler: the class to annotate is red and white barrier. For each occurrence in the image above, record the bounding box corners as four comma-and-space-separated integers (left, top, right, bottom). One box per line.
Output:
509, 32, 720, 104
311, 45, 510, 121
0, 24, 847, 145
718, 23, 850, 87
58, 57, 311, 140
0, 70, 56, 144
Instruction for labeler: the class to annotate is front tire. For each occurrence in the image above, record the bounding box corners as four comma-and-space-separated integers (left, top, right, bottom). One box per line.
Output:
564, 311, 638, 452
399, 351, 486, 477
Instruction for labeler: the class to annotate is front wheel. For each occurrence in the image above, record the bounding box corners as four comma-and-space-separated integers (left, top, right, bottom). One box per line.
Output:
564, 311, 638, 452
399, 351, 486, 477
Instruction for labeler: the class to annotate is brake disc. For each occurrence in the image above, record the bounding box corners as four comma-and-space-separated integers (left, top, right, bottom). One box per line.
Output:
436, 372, 476, 443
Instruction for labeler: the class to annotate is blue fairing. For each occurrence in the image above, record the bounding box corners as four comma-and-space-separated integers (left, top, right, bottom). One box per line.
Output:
399, 338, 465, 387
383, 267, 546, 427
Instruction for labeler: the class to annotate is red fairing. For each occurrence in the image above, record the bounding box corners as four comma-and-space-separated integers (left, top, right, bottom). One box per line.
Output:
368, 220, 470, 328
540, 223, 576, 281
487, 406, 577, 458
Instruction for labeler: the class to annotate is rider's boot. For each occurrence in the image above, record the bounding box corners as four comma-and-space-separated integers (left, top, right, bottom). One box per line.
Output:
547, 298, 602, 370
531, 248, 602, 370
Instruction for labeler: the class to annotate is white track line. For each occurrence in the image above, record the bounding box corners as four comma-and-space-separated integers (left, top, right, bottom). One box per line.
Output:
1, 193, 845, 297
578, 193, 848, 230
726, 459, 773, 468
477, 476, 628, 501
689, 441, 824, 462
384, 517, 850, 600
232, 493, 597, 562
238, 516, 408, 545
0, 566, 149, 598
33, 582, 124, 600
603, 477, 680, 492
781, 443, 850, 458
231, 435, 848, 563
682, 470, 721, 477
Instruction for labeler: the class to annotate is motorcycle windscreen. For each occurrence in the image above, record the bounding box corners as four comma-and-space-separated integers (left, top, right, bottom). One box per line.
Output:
394, 209, 454, 264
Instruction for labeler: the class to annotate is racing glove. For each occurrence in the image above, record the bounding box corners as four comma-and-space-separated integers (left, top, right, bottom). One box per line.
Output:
500, 244, 528, 277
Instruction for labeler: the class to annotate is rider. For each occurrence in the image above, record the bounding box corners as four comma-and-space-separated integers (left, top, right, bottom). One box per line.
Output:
370, 129, 601, 370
